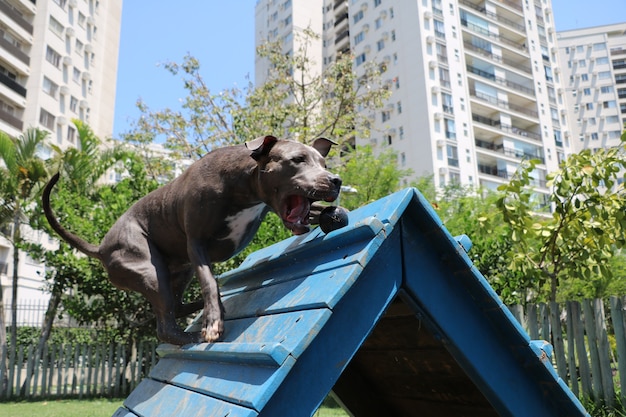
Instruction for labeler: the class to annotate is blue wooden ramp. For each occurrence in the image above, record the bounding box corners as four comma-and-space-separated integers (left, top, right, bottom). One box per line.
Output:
113, 188, 589, 417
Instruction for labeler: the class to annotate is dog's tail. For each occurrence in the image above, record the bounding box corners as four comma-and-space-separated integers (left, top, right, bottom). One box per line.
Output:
42, 173, 102, 260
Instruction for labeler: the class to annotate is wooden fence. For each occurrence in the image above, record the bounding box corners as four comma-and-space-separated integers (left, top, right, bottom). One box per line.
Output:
0, 341, 158, 400
2, 297, 626, 405
509, 296, 626, 407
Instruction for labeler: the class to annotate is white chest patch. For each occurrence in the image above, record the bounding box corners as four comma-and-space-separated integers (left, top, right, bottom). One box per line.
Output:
221, 204, 266, 246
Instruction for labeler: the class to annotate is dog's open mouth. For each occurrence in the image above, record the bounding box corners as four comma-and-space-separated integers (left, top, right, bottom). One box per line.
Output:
281, 195, 312, 235
281, 193, 338, 235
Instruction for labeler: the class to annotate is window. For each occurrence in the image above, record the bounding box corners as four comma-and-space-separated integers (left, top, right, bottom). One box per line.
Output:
399, 126, 404, 139
583, 88, 591, 96
394, 76, 400, 89
78, 12, 86, 27
576, 45, 584, 53
597, 57, 609, 65
42, 77, 59, 98
586, 103, 593, 110
375, 18, 382, 29
374, 0, 382, 6
377, 39, 385, 51
70, 96, 78, 112
581, 73, 589, 81
46, 46, 62, 68
593, 42, 606, 51
67, 126, 76, 143
53, 0, 67, 8
591, 133, 599, 140
445, 119, 456, 140
49, 16, 64, 37
601, 86, 614, 94
578, 59, 586, 67
391, 30, 396, 41
382, 110, 391, 122
75, 39, 84, 55
603, 100, 617, 109
609, 131, 621, 139
355, 52, 366, 66
354, 31, 365, 45
73, 67, 81, 83
446, 145, 458, 165
607, 115, 619, 124
598, 71, 611, 79
353, 10, 364, 24
39, 108, 55, 130
397, 101, 402, 114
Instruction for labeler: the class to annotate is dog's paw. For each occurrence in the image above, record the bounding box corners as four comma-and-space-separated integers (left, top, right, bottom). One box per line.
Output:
201, 320, 224, 343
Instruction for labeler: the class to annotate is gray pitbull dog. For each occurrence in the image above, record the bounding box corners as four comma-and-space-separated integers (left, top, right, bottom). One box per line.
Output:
42, 135, 342, 345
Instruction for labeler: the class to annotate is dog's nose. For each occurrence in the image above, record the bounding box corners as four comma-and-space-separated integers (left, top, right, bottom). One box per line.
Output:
330, 175, 342, 190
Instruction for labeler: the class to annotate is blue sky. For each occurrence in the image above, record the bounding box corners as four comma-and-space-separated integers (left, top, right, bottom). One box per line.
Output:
112, 0, 626, 138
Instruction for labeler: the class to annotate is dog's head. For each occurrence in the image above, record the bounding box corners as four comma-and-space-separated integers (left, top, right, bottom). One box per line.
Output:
246, 135, 342, 235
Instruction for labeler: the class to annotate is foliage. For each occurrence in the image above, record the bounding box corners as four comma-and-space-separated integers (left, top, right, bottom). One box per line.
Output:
30, 153, 160, 343
497, 137, 626, 302
335, 146, 412, 210
120, 28, 390, 180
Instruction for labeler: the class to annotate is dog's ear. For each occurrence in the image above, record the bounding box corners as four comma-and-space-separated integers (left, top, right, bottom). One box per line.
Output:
311, 138, 337, 157
246, 135, 278, 161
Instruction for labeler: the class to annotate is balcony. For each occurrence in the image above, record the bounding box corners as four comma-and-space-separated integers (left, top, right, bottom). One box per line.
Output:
335, 30, 349, 45
0, 36, 29, 65
475, 139, 545, 163
461, 20, 526, 52
466, 65, 535, 96
478, 164, 509, 179
0, 72, 27, 97
0, 0, 34, 34
334, 13, 348, 28
0, 106, 23, 130
472, 114, 541, 141
463, 42, 532, 74
471, 91, 538, 118
459, 0, 525, 32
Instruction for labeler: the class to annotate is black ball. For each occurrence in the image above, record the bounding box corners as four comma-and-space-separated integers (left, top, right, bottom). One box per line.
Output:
319, 206, 349, 234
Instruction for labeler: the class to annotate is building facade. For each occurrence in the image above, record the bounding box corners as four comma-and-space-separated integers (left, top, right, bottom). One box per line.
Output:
556, 22, 626, 153
1, 0, 122, 322
255, 0, 570, 195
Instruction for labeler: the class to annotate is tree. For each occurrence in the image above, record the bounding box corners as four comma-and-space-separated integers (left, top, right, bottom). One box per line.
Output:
0, 128, 50, 394
496, 136, 626, 303
28, 121, 130, 358
121, 28, 390, 171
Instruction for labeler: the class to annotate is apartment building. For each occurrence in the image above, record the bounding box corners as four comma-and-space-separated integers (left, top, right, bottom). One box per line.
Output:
556, 22, 626, 153
255, 0, 570, 195
1, 0, 122, 144
0, 0, 122, 321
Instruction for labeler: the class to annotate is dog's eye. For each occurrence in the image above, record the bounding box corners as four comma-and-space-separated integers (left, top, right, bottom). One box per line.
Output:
291, 155, 306, 164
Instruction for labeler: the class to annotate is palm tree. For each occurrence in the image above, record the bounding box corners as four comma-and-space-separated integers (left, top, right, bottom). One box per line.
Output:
0, 127, 50, 395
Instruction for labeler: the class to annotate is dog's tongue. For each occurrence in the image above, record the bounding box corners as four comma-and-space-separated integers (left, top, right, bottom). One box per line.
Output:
284, 195, 310, 235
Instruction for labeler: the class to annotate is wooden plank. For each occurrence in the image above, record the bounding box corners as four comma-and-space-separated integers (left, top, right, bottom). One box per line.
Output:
509, 304, 525, 329
157, 342, 290, 367
16, 346, 23, 398
217, 263, 364, 322
41, 344, 49, 398
23, 345, 34, 397
182, 309, 332, 364
609, 296, 626, 405
527, 304, 539, 340
583, 299, 603, 401
565, 301, 579, 397
594, 298, 615, 406
549, 301, 568, 384
124, 378, 258, 417
539, 303, 551, 341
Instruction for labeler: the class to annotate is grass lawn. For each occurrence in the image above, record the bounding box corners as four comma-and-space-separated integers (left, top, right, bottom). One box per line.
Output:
0, 399, 348, 416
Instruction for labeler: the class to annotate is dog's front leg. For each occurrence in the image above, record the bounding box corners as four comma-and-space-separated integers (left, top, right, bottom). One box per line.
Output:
189, 244, 224, 343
